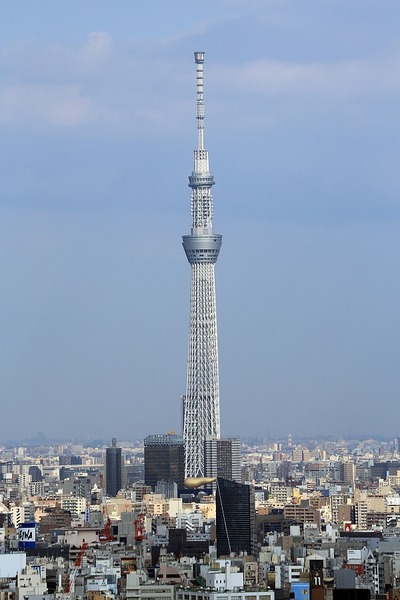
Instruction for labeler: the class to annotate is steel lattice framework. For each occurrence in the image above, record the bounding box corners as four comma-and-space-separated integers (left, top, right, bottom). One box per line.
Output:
182, 52, 222, 478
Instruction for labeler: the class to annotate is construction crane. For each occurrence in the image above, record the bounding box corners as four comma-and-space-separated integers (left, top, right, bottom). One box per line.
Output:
99, 504, 115, 543
99, 517, 115, 543
134, 513, 146, 573
66, 542, 88, 594
134, 513, 145, 542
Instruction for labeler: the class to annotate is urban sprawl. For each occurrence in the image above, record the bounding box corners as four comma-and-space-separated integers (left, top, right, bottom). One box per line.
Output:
0, 51, 392, 600
1, 437, 400, 600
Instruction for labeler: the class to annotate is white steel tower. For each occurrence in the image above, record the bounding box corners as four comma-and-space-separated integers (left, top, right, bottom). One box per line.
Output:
182, 52, 222, 478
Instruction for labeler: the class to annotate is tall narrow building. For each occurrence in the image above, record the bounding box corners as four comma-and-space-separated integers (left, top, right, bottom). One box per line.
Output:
182, 52, 222, 478
216, 477, 256, 558
105, 437, 122, 497
204, 438, 241, 483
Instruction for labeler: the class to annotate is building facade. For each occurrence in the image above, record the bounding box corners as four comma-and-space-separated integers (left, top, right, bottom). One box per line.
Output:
204, 437, 241, 482
144, 434, 185, 491
105, 437, 122, 497
216, 477, 256, 558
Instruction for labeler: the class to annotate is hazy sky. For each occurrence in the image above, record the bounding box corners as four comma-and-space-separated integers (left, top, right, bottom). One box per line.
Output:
1, 1, 399, 443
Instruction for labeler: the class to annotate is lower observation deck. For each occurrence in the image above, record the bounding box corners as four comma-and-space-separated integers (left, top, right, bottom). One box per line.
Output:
182, 234, 222, 265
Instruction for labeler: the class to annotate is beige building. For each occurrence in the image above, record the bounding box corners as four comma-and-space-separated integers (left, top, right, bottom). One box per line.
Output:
125, 573, 175, 600
57, 527, 99, 546
365, 495, 387, 513
354, 501, 368, 530
143, 494, 168, 517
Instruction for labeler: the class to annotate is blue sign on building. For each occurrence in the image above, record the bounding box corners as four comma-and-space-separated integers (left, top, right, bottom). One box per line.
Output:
18, 522, 36, 549
291, 583, 310, 600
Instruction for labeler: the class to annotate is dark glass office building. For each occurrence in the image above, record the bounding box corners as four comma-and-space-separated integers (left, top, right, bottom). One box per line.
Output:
105, 437, 122, 497
216, 477, 256, 558
144, 434, 185, 491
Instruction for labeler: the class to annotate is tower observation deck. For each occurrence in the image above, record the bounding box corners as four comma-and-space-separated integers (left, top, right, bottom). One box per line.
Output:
182, 52, 222, 478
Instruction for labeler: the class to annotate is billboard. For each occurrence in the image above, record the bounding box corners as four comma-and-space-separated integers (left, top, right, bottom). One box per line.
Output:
18, 523, 36, 549
292, 583, 310, 600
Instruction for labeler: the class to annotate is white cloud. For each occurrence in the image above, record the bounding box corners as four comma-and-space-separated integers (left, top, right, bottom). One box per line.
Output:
0, 34, 190, 133
213, 54, 400, 98
0, 82, 94, 127
81, 31, 114, 65
209, 50, 400, 128
203, 48, 400, 131
0, 31, 399, 134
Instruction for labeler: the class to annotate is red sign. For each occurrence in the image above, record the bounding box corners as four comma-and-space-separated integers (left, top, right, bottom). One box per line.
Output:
344, 564, 364, 575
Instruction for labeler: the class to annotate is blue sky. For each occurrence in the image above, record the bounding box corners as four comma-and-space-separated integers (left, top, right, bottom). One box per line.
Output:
1, 1, 399, 442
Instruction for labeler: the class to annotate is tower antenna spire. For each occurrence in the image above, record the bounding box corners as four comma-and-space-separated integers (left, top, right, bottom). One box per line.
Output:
194, 51, 205, 152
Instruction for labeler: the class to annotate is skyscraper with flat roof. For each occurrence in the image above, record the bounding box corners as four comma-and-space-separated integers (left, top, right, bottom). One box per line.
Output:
204, 437, 241, 482
182, 52, 222, 479
105, 437, 122, 497
144, 434, 185, 491
216, 477, 256, 558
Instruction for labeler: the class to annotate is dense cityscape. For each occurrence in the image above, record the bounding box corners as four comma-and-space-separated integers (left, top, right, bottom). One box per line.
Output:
0, 47, 400, 600
3, 435, 400, 600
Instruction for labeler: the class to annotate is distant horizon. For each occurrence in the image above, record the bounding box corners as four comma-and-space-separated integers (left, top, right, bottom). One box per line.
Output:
1, 432, 398, 449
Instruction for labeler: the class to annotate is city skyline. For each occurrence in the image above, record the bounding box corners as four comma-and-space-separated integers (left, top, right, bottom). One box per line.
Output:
1, 2, 400, 441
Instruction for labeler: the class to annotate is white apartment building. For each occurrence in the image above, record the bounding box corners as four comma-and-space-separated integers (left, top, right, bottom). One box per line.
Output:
176, 588, 274, 600
176, 511, 204, 531
16, 564, 48, 600
10, 503, 35, 527
60, 495, 86, 516
199, 561, 243, 591
275, 564, 303, 588
269, 484, 292, 505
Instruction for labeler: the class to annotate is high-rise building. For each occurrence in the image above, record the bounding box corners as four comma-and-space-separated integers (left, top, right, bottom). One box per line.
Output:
216, 477, 256, 558
105, 437, 122, 497
182, 52, 222, 479
144, 434, 185, 491
204, 437, 241, 482
155, 479, 178, 499
340, 461, 356, 486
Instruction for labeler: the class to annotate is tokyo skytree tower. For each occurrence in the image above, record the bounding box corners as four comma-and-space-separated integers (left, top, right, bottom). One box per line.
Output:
182, 52, 222, 478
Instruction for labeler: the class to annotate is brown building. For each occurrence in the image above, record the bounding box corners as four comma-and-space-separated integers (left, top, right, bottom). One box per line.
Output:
39, 506, 72, 534
283, 502, 320, 528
